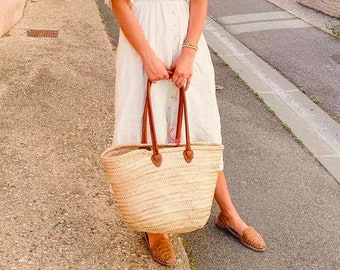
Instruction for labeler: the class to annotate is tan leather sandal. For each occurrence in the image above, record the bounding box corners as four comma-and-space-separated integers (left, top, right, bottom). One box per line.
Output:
217, 213, 267, 252
144, 233, 176, 267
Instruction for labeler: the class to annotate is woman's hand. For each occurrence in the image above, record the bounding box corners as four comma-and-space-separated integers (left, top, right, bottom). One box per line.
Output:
169, 0, 207, 89
170, 48, 196, 90
142, 50, 170, 83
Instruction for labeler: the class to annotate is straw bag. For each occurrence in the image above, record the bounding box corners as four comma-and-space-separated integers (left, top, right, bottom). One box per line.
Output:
101, 80, 224, 233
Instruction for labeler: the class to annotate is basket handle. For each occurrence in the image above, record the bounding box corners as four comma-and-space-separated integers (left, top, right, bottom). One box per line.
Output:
142, 79, 193, 167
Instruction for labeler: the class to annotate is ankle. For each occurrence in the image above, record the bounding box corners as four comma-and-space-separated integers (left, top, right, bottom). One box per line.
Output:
146, 233, 169, 247
221, 210, 240, 222
219, 211, 248, 234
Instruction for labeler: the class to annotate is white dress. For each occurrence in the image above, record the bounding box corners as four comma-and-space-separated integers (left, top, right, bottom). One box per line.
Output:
113, 0, 223, 168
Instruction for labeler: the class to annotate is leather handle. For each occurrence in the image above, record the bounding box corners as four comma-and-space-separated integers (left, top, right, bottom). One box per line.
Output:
180, 87, 193, 162
142, 80, 162, 167
142, 79, 193, 167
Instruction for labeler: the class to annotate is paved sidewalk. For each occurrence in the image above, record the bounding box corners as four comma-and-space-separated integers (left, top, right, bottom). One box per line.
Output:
0, 0, 189, 269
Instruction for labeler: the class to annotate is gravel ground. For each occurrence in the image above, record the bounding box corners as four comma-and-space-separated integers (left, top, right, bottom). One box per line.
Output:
0, 0, 190, 269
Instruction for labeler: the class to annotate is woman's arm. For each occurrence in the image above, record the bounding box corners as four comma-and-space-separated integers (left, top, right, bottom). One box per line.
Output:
171, 0, 208, 90
111, 0, 169, 82
185, 0, 208, 46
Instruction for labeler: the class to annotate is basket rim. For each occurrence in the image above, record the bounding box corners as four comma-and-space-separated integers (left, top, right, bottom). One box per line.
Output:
101, 142, 224, 159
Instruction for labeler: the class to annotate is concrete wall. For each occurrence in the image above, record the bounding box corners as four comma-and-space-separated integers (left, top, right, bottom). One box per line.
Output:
298, 0, 340, 18
0, 0, 27, 37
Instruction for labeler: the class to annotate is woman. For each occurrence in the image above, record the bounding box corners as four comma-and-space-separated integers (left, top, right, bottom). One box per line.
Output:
111, 0, 266, 266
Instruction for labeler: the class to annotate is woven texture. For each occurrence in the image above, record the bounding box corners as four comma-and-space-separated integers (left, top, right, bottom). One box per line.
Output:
101, 142, 223, 233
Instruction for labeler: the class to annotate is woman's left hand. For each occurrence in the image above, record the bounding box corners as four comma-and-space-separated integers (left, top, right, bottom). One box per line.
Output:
170, 48, 196, 90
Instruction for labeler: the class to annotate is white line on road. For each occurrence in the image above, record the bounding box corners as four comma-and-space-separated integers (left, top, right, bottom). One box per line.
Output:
219, 11, 294, 24
219, 11, 311, 34
227, 19, 311, 34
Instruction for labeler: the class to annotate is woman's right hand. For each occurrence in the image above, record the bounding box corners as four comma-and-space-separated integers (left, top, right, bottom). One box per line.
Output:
142, 50, 169, 83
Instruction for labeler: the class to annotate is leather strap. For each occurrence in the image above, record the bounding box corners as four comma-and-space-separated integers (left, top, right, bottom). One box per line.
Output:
142, 79, 193, 167
176, 88, 183, 141
180, 87, 193, 162
143, 80, 162, 167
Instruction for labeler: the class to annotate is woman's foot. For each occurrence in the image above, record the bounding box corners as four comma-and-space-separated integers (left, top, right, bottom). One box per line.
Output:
144, 233, 176, 267
214, 172, 266, 251
217, 212, 266, 252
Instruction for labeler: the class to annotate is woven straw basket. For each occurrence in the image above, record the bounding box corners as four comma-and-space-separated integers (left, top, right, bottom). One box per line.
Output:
101, 81, 224, 233
101, 142, 223, 233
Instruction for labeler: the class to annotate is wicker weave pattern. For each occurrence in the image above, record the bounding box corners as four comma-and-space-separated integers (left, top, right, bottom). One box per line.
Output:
101, 142, 223, 233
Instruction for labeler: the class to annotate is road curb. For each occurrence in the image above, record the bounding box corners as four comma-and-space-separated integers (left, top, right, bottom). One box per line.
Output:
204, 15, 340, 183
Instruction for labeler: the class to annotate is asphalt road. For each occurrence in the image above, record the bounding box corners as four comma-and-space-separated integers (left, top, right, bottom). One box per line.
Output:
209, 0, 340, 122
182, 46, 339, 270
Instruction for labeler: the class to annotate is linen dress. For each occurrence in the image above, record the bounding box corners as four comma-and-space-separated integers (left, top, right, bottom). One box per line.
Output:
113, 0, 223, 169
